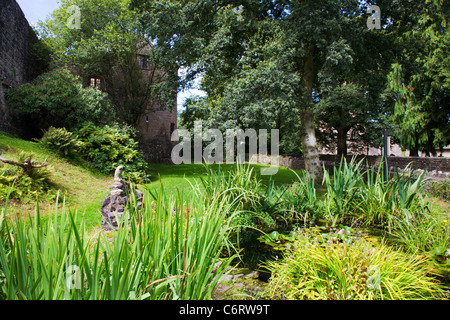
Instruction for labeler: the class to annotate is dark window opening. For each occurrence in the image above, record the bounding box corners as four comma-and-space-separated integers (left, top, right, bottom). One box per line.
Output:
90, 78, 101, 89
140, 55, 150, 70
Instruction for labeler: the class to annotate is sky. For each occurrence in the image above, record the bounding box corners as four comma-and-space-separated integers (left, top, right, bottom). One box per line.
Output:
15, 0, 205, 111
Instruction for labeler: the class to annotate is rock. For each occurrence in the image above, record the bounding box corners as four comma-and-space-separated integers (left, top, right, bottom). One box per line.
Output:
245, 271, 259, 279
219, 275, 234, 282
212, 261, 223, 272
110, 189, 125, 197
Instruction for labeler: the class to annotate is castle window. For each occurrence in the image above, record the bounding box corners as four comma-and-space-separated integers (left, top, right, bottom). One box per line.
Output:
140, 55, 150, 70
90, 78, 101, 89
170, 123, 175, 136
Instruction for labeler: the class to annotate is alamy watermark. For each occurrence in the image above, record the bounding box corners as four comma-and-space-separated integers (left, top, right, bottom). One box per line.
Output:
66, 265, 82, 290
67, 5, 81, 30
367, 265, 382, 290
171, 121, 280, 175
367, 5, 381, 30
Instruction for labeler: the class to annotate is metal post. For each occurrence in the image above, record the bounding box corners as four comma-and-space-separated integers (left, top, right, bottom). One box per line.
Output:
383, 128, 388, 183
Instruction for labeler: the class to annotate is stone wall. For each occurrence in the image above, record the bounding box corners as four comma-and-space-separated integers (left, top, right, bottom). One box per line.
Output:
137, 106, 178, 163
140, 138, 176, 164
251, 154, 450, 178
0, 0, 34, 133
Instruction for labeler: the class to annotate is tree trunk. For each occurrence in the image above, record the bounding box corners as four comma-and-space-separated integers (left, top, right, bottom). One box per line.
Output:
409, 132, 419, 157
301, 48, 322, 180
337, 129, 348, 156
410, 145, 419, 157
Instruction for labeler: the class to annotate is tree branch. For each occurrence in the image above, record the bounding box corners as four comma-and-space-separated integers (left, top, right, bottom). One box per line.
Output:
0, 152, 47, 175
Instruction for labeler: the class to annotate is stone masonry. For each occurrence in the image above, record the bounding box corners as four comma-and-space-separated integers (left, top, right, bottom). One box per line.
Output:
0, 0, 35, 133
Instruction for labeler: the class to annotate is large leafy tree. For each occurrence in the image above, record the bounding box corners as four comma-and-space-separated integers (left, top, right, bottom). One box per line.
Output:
38, 0, 177, 127
6, 68, 114, 135
137, 0, 396, 176
386, 0, 449, 156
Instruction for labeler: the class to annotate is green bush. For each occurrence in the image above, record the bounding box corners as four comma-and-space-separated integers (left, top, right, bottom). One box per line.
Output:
76, 123, 149, 183
282, 170, 324, 225
428, 179, 450, 200
39, 127, 82, 158
265, 230, 445, 300
356, 165, 430, 230
391, 209, 450, 258
0, 152, 56, 203
322, 157, 364, 227
6, 68, 115, 131
200, 164, 277, 231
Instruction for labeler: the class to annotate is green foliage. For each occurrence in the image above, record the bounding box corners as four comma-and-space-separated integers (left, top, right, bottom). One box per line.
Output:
0, 184, 237, 300
199, 164, 275, 231
356, 165, 430, 229
39, 0, 175, 127
6, 68, 114, 131
0, 152, 56, 203
39, 127, 82, 158
428, 179, 450, 201
322, 157, 364, 227
76, 123, 149, 183
386, 0, 449, 156
316, 83, 386, 155
391, 210, 450, 258
265, 231, 446, 300
281, 170, 323, 225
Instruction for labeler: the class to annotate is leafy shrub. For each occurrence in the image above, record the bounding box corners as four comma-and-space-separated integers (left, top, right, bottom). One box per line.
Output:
200, 164, 276, 231
6, 68, 115, 131
39, 127, 82, 157
428, 179, 450, 200
391, 210, 450, 258
282, 170, 324, 225
76, 123, 149, 183
0, 152, 56, 203
265, 231, 445, 300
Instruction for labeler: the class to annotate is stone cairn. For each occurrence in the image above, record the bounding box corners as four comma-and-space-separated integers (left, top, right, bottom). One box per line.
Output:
101, 165, 144, 231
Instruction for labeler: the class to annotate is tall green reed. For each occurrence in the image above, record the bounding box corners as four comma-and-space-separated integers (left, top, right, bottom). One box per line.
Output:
265, 234, 446, 300
0, 183, 237, 300
322, 157, 364, 227
284, 169, 322, 225
357, 164, 431, 230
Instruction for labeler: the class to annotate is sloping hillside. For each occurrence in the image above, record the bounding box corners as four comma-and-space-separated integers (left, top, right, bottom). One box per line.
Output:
0, 132, 111, 229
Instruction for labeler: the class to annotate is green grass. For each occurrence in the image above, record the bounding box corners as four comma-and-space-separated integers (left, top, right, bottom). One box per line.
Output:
265, 230, 446, 300
145, 162, 310, 197
0, 132, 310, 232
0, 132, 111, 229
0, 184, 238, 300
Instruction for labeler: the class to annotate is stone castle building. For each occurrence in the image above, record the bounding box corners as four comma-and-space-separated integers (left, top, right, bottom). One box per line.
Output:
0, 0, 177, 163
0, 0, 36, 133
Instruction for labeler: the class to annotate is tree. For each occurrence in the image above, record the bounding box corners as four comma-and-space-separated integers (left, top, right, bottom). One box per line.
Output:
135, 1, 426, 174
38, 0, 177, 127
6, 68, 114, 135
317, 83, 370, 156
181, 25, 303, 155
386, 0, 449, 156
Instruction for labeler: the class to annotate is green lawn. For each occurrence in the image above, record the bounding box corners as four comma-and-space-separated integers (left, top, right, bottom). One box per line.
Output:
1, 132, 311, 232
144, 162, 309, 199
0, 132, 111, 230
